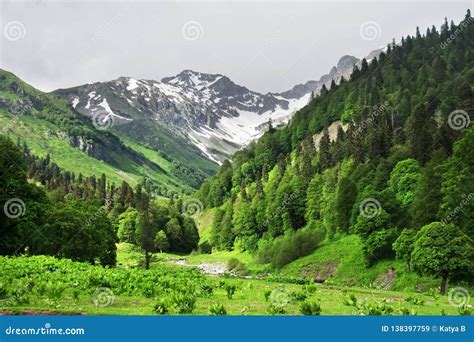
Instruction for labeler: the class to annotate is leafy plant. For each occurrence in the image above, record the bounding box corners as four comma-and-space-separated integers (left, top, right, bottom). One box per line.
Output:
172, 293, 196, 314
225, 284, 236, 299
299, 301, 322, 315
153, 298, 169, 315
458, 305, 472, 316
267, 304, 286, 315
291, 291, 307, 302
209, 303, 227, 315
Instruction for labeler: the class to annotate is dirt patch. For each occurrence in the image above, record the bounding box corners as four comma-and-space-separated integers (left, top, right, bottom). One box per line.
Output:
375, 267, 396, 289
300, 260, 339, 283
0, 310, 83, 316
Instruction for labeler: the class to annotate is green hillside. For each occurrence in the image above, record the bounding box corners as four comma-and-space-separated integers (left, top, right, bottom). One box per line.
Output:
0, 68, 212, 193
195, 12, 474, 293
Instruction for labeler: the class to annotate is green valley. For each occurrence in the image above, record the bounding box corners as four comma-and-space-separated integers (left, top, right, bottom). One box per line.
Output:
1, 11, 473, 317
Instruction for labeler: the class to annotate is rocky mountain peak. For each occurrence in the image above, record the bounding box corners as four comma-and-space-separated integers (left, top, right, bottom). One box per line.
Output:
337, 55, 359, 69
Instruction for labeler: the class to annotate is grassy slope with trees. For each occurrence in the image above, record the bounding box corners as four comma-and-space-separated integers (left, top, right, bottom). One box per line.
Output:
196, 12, 474, 294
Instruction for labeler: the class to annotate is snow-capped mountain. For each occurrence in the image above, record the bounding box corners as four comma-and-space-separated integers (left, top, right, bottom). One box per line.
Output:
54, 51, 374, 164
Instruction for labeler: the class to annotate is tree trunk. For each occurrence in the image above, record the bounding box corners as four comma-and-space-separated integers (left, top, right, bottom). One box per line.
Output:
440, 275, 447, 295
145, 251, 150, 270
406, 260, 410, 272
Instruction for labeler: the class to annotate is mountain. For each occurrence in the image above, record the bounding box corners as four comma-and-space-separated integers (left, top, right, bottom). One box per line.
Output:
53, 52, 365, 164
0, 68, 212, 194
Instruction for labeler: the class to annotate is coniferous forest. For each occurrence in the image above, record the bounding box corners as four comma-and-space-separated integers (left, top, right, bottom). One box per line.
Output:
0, 10, 473, 316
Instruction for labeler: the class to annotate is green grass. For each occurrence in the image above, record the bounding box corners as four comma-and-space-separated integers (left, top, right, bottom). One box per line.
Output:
1, 252, 465, 316
0, 111, 136, 184
280, 235, 442, 292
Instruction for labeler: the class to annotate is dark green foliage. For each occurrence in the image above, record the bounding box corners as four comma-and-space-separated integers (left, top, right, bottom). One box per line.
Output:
209, 303, 227, 315
224, 284, 236, 299
392, 228, 417, 271
256, 229, 324, 267
411, 222, 474, 294
197, 241, 212, 254
299, 301, 322, 315
362, 228, 398, 266
335, 177, 358, 234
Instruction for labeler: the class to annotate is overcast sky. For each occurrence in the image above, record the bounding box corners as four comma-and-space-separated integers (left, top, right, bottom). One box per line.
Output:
0, 0, 471, 93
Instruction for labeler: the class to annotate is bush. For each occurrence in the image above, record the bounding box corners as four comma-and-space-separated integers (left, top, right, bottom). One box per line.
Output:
256, 229, 324, 267
362, 228, 398, 266
267, 304, 286, 315
172, 293, 196, 314
225, 284, 236, 299
198, 241, 212, 254
227, 258, 248, 275
200, 284, 214, 297
291, 291, 307, 302
299, 301, 322, 315
304, 285, 317, 294
209, 303, 227, 315
458, 305, 472, 316
227, 258, 240, 270
153, 298, 169, 314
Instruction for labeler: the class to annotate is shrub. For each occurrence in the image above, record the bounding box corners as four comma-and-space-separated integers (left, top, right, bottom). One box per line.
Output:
225, 284, 236, 299
343, 293, 358, 307
227, 258, 248, 275
198, 241, 212, 254
172, 293, 196, 314
362, 228, 398, 266
304, 285, 318, 294
264, 290, 271, 302
291, 291, 307, 302
0, 283, 8, 299
200, 284, 214, 296
267, 304, 286, 315
227, 258, 240, 270
299, 301, 322, 315
209, 303, 227, 315
46, 282, 67, 301
405, 295, 424, 305
153, 298, 169, 315
257, 228, 324, 268
458, 305, 472, 316
357, 302, 394, 315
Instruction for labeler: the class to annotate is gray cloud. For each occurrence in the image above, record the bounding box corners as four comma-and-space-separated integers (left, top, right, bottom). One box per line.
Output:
0, 0, 470, 92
